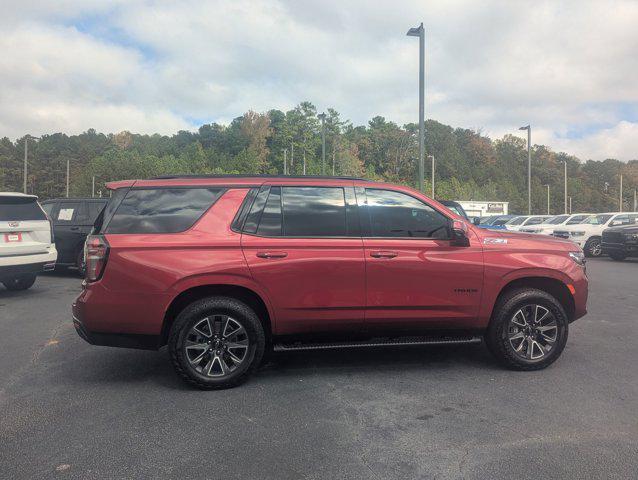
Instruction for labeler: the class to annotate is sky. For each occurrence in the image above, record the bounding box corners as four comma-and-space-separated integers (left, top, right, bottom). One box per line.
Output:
1, 0, 637, 161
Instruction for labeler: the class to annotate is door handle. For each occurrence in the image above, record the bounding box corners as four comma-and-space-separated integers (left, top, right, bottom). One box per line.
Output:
370, 251, 398, 259
70, 226, 80, 231
256, 251, 288, 259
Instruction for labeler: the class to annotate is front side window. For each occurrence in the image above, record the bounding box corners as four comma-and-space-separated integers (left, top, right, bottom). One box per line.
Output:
567, 214, 590, 224
365, 189, 449, 238
106, 187, 224, 234
585, 214, 612, 225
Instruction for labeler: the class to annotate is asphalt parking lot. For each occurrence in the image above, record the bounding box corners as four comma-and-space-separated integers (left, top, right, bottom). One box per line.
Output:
1, 258, 637, 480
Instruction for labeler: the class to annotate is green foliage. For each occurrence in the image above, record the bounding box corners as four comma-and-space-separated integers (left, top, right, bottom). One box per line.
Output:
0, 101, 636, 214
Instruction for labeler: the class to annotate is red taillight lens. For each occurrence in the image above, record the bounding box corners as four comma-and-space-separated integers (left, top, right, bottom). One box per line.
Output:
85, 235, 109, 282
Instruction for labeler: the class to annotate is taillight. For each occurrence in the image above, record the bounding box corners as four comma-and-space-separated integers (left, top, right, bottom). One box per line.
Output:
85, 235, 110, 282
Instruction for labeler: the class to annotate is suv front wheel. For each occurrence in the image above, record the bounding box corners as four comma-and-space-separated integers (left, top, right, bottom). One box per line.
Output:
485, 288, 568, 370
168, 297, 265, 389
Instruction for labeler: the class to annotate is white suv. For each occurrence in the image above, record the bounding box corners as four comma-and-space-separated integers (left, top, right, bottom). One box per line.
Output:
556, 212, 638, 257
0, 193, 57, 290
519, 213, 592, 235
504, 215, 553, 232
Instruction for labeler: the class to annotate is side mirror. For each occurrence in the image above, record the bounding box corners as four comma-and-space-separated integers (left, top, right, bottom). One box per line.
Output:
473, 217, 481, 225
451, 219, 470, 247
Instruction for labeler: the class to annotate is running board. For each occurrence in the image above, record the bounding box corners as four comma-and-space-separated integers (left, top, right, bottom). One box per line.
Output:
273, 335, 482, 352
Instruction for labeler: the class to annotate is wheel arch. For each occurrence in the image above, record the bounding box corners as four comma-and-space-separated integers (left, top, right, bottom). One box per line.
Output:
491, 276, 575, 323
160, 284, 273, 346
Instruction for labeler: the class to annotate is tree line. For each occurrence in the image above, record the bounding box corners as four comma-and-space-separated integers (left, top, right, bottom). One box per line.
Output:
1, 100, 637, 214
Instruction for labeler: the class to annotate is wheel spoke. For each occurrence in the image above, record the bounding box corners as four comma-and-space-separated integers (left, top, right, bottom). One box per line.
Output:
194, 318, 212, 338
525, 338, 534, 359
531, 340, 546, 359
512, 309, 528, 328
227, 350, 244, 364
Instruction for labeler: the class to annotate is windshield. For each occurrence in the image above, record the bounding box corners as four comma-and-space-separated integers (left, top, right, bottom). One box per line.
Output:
566, 214, 590, 224
584, 214, 612, 225
547, 215, 569, 224
506, 216, 526, 225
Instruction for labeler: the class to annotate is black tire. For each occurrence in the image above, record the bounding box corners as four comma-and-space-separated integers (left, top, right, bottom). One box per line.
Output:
76, 249, 86, 277
168, 297, 265, 389
2, 274, 37, 291
485, 288, 568, 371
609, 251, 627, 261
584, 237, 602, 257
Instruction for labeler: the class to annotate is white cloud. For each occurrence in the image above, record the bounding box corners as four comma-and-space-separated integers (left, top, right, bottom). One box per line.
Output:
0, 0, 637, 160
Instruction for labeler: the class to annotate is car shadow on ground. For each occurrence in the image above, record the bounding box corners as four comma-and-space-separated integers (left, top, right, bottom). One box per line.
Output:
65, 340, 497, 391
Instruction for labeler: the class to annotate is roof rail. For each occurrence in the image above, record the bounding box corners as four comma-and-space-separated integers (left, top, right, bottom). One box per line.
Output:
151, 174, 368, 181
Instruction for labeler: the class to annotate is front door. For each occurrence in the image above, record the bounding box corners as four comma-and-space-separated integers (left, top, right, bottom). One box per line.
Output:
359, 187, 484, 333
241, 184, 366, 337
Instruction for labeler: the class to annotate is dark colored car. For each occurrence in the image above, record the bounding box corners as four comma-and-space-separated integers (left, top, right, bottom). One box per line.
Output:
478, 214, 517, 230
41, 198, 107, 274
602, 224, 638, 261
72, 175, 588, 389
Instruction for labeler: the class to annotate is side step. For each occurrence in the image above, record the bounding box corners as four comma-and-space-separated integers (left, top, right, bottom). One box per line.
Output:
273, 335, 482, 352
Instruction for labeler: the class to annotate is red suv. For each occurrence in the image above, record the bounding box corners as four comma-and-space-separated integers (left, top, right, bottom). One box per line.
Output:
72, 175, 588, 389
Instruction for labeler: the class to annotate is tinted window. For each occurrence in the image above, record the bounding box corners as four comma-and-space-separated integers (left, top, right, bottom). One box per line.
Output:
0, 197, 47, 221
257, 187, 282, 236
566, 215, 589, 224
507, 216, 527, 225
281, 187, 348, 237
55, 202, 81, 223
74, 202, 90, 224
365, 189, 449, 238
96, 188, 128, 232
547, 215, 569, 224
41, 202, 55, 216
106, 188, 224, 234
243, 187, 270, 234
525, 217, 547, 226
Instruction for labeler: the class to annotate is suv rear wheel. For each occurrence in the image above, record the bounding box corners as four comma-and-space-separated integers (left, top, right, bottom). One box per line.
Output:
609, 251, 626, 261
485, 288, 568, 370
168, 297, 265, 389
2, 274, 37, 291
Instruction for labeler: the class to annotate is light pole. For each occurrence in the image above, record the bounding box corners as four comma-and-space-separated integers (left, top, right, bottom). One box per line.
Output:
283, 149, 288, 175
407, 23, 425, 192
66, 159, 70, 197
23, 135, 41, 194
427, 154, 435, 198
634, 188, 637, 212
318, 113, 326, 175
563, 160, 568, 214
519, 125, 531, 214
92, 176, 95, 197
619, 174, 623, 212
544, 184, 550, 215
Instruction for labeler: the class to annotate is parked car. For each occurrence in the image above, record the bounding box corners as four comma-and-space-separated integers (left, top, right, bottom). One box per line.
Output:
41, 198, 108, 275
602, 223, 638, 261
520, 213, 592, 235
0, 192, 57, 290
504, 215, 553, 232
72, 175, 588, 389
478, 214, 517, 230
555, 212, 638, 257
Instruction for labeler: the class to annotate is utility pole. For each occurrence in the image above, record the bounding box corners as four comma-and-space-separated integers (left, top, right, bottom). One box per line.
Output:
290, 142, 294, 169
619, 174, 623, 212
283, 149, 287, 175
544, 184, 550, 215
428, 155, 435, 198
318, 113, 326, 175
634, 188, 637, 212
519, 125, 532, 214
563, 160, 568, 214
23, 138, 28, 193
569, 196, 572, 214
66, 159, 70, 197
407, 23, 425, 192
92, 176, 95, 197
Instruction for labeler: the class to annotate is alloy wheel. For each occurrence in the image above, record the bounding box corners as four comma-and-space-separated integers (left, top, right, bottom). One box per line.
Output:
589, 240, 602, 257
184, 315, 249, 377
507, 304, 558, 361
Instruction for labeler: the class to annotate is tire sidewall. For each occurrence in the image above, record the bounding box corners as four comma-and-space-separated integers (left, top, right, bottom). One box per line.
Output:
488, 289, 569, 370
2, 274, 36, 291
585, 237, 602, 257
169, 297, 265, 389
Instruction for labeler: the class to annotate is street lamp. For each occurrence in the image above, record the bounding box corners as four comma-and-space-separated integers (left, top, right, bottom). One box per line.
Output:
518, 125, 531, 214
427, 154, 435, 198
563, 160, 568, 214
318, 113, 326, 175
23, 135, 41, 194
407, 22, 425, 192
544, 184, 550, 215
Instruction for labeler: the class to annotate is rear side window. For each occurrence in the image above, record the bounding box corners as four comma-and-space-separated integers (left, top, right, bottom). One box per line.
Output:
105, 188, 225, 234
0, 197, 47, 221
282, 187, 347, 237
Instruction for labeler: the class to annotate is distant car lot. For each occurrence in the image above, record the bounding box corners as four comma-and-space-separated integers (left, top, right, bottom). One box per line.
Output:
0, 258, 637, 479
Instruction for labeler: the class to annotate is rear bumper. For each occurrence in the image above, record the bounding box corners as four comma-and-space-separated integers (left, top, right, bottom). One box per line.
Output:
72, 307, 159, 350
0, 252, 56, 281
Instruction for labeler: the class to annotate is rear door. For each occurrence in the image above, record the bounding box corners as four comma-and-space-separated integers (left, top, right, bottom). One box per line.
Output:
52, 201, 85, 263
241, 184, 366, 336
0, 195, 51, 257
